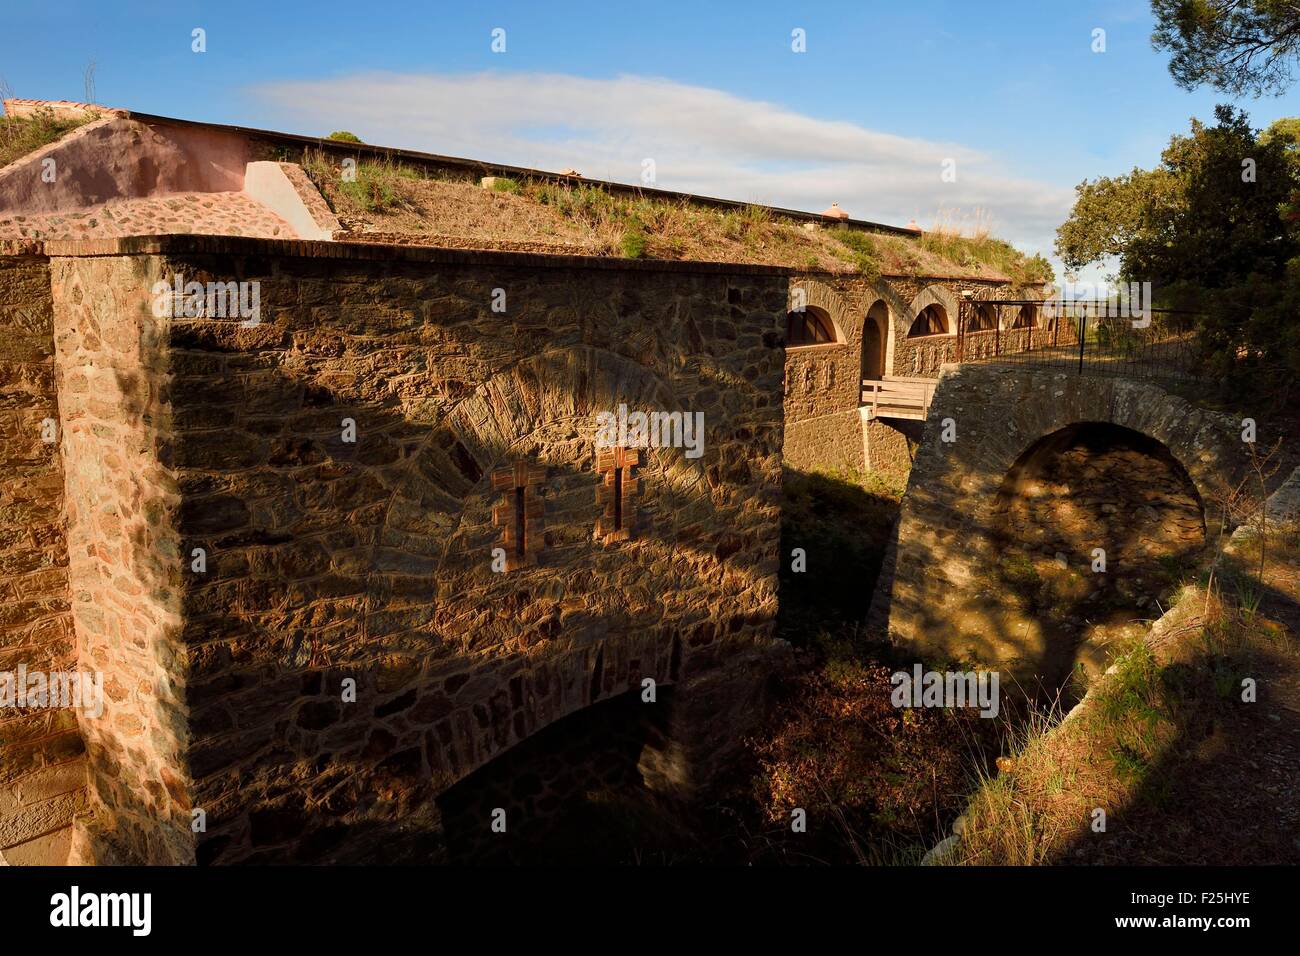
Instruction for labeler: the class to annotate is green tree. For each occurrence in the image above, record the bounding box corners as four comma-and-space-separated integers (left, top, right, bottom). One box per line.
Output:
1132, 106, 1295, 290
1059, 106, 1295, 287
1152, 0, 1300, 96
1057, 105, 1300, 386
1055, 167, 1171, 275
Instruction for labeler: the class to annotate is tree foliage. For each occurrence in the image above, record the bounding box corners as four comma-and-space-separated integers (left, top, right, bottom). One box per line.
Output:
1134, 106, 1294, 289
1055, 167, 1171, 273
1152, 0, 1300, 96
1056, 105, 1300, 389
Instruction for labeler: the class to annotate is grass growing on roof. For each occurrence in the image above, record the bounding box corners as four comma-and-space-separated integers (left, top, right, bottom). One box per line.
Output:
297, 152, 1054, 282
0, 107, 95, 169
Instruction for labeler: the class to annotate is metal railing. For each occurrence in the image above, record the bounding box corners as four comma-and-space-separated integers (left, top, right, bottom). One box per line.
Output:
955, 300, 1204, 383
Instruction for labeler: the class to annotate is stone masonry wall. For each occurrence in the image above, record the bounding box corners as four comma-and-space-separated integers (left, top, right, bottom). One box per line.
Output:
869, 363, 1252, 680
781, 275, 883, 474
49, 255, 194, 866
863, 418, 920, 483
780, 272, 1027, 477
42, 238, 785, 864
0, 251, 84, 865
784, 408, 863, 473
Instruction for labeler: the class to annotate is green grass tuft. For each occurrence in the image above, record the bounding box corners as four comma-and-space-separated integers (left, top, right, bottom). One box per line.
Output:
619, 215, 648, 258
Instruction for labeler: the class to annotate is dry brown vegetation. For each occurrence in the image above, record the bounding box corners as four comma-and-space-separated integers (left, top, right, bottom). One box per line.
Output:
750, 643, 997, 863
759, 462, 1298, 867
0, 106, 93, 169
955, 523, 1300, 865
739, 467, 1003, 864
299, 152, 1053, 284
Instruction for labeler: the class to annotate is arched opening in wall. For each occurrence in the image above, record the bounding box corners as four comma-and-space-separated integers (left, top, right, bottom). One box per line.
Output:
907, 303, 948, 338
1011, 304, 1037, 329
861, 301, 888, 379
436, 687, 689, 864
991, 422, 1206, 698
787, 306, 837, 346
967, 303, 998, 332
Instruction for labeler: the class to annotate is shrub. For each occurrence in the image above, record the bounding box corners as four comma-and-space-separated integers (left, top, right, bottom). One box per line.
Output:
619, 215, 648, 258
334, 160, 411, 213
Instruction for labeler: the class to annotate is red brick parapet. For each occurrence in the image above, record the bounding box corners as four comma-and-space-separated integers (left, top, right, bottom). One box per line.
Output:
0, 192, 294, 242
2, 98, 127, 120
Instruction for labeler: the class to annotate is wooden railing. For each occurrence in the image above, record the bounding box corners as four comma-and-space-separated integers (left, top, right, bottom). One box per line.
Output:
860, 376, 938, 421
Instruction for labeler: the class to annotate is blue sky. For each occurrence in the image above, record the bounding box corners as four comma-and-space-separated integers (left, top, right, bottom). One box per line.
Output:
6, 0, 1300, 276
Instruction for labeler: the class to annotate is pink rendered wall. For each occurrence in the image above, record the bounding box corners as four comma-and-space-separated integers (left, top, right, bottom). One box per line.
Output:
0, 118, 251, 215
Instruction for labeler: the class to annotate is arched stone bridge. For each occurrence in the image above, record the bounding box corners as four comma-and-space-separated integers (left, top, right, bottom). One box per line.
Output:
869, 362, 1256, 681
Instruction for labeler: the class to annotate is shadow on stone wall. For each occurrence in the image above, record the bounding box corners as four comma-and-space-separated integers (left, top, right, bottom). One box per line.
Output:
161, 327, 781, 865
435, 686, 688, 865
778, 466, 900, 640
870, 419, 1212, 711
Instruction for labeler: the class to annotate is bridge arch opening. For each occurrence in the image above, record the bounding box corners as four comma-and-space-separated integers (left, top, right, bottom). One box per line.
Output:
991, 421, 1207, 687
862, 301, 888, 379
908, 303, 948, 338
435, 685, 687, 864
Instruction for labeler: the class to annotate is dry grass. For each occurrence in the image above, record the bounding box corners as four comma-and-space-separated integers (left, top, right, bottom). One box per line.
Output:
920, 208, 1053, 286
0, 106, 94, 170
955, 632, 1179, 865
299, 150, 1050, 282
955, 527, 1299, 865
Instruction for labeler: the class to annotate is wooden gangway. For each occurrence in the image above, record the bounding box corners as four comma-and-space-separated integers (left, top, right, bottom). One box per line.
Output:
860, 376, 937, 421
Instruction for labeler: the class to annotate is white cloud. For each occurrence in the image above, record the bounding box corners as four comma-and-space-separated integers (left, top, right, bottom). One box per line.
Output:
251, 70, 1076, 270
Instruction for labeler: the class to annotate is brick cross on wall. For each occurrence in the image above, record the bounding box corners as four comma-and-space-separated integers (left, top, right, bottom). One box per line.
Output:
596, 447, 641, 542
491, 461, 547, 570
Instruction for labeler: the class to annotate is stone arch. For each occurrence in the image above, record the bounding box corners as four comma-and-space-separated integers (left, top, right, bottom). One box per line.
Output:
435, 683, 681, 862
875, 365, 1251, 684
788, 278, 853, 344
990, 421, 1208, 683
861, 278, 911, 376
360, 345, 715, 792
996, 422, 1204, 511
862, 299, 890, 380
906, 284, 959, 338
967, 301, 999, 332
1010, 303, 1037, 329
787, 305, 837, 346
994, 423, 1208, 552
908, 305, 947, 337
